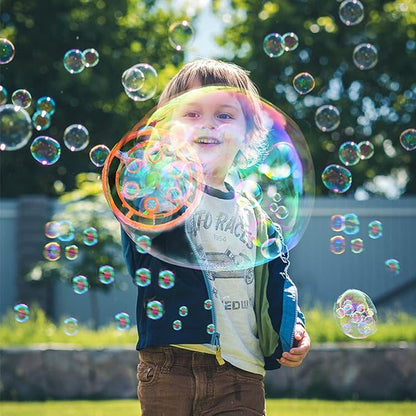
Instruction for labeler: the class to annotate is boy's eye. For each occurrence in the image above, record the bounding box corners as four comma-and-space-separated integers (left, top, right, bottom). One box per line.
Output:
217, 113, 234, 120
183, 111, 199, 118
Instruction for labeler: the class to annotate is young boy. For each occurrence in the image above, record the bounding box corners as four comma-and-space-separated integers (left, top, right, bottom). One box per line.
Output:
120, 59, 310, 415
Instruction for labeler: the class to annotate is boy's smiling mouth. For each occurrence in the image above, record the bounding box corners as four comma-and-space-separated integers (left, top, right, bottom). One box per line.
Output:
194, 136, 222, 145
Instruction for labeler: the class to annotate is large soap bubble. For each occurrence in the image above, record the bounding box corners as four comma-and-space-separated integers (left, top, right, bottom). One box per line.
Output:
103, 86, 314, 270
0, 104, 33, 151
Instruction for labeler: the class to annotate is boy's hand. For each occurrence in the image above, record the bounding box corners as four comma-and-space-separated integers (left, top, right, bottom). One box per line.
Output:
277, 324, 311, 368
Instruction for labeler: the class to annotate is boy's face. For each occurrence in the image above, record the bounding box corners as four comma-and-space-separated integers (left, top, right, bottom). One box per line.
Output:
170, 89, 247, 185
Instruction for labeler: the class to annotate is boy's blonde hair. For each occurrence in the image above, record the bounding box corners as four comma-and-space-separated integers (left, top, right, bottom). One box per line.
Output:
158, 59, 267, 168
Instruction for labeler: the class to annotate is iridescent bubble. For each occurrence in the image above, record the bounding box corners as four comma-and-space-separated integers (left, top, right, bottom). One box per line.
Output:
0, 85, 8, 104
293, 72, 315, 95
99, 265, 115, 284
358, 140, 374, 159
11, 89, 32, 108
204, 299, 213, 310
0, 104, 33, 151
0, 38, 15, 64
63, 317, 79, 336
333, 289, 377, 339
32, 110, 51, 131
351, 238, 364, 254
339, 0, 365, 26
14, 303, 29, 323
45, 221, 59, 238
158, 270, 175, 289
43, 242, 61, 261
65, 245, 79, 260
121, 66, 145, 92
353, 43, 378, 70
330, 235, 345, 254
136, 235, 152, 254
115, 312, 131, 330
83, 48, 100, 67
72, 275, 89, 294
263, 33, 285, 58
282, 32, 299, 51
172, 320, 182, 331
322, 164, 352, 193
89, 144, 110, 167
368, 220, 382, 239
385, 258, 400, 274
63, 49, 85, 74
36, 96, 56, 115
206, 324, 215, 334
168, 20, 195, 51
260, 141, 297, 180
315, 105, 341, 132
57, 220, 75, 242
338, 141, 361, 166
30, 136, 61, 165
399, 128, 416, 151
178, 306, 188, 317
260, 237, 283, 260
135, 268, 152, 287
123, 63, 158, 101
275, 205, 289, 220
146, 300, 164, 320
82, 227, 98, 246
330, 214, 345, 232
63, 124, 89, 151
343, 213, 360, 235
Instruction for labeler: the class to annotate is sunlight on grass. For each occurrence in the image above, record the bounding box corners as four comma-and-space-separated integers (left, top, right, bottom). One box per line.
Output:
1, 399, 415, 416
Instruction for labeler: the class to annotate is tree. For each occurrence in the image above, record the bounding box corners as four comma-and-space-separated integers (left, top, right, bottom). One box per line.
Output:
211, 0, 416, 196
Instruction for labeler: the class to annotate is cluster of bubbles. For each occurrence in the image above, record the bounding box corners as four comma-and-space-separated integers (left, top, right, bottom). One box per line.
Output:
121, 63, 158, 102
333, 289, 377, 339
63, 48, 100, 74
168, 20, 195, 51
263, 32, 299, 58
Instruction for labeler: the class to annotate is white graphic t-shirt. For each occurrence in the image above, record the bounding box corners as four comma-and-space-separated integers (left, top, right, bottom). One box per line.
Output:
184, 185, 265, 376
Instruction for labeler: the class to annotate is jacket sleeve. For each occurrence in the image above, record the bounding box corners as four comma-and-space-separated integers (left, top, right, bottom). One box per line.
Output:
121, 226, 140, 279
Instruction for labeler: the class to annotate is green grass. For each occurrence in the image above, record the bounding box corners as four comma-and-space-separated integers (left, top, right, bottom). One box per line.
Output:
1, 306, 415, 348
1, 399, 415, 416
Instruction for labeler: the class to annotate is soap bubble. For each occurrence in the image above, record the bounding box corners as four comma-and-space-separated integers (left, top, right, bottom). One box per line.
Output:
293, 72, 315, 95
343, 213, 360, 235
30, 136, 61, 165
36, 96, 56, 115
0, 85, 8, 104
65, 245, 79, 260
72, 275, 89, 294
399, 128, 416, 151
89, 144, 110, 167
102, 86, 315, 270
0, 104, 33, 151
330, 214, 345, 232
32, 110, 51, 131
63, 317, 79, 336
322, 164, 352, 193
334, 289, 377, 339
168, 20, 195, 51
339, 0, 364, 26
353, 43, 378, 70
158, 270, 175, 289
115, 312, 131, 330
135, 268, 152, 287
330, 235, 345, 254
123, 63, 158, 101
63, 124, 89, 151
43, 242, 61, 261
204, 299, 213, 310
358, 140, 374, 159
172, 320, 182, 330
0, 38, 15, 64
263, 33, 285, 58
11, 89, 32, 108
63, 49, 85, 74
178, 306, 188, 317
315, 105, 341, 132
14, 303, 29, 323
350, 238, 363, 253
282, 32, 299, 51
368, 220, 382, 239
57, 220, 75, 242
82, 227, 98, 246
45, 221, 59, 238
122, 66, 145, 92
99, 265, 115, 284
206, 324, 216, 334
385, 258, 400, 274
338, 141, 361, 166
146, 300, 164, 320
83, 48, 99, 67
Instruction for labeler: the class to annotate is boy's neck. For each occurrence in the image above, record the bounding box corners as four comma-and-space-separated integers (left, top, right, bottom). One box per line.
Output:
203, 176, 228, 192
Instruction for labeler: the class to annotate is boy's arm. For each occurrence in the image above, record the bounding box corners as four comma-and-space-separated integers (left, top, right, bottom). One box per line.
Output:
277, 325, 311, 367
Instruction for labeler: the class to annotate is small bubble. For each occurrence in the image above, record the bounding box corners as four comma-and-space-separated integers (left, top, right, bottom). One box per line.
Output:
172, 319, 182, 331
206, 324, 215, 334
399, 128, 416, 151
158, 270, 175, 289
89, 144, 110, 167
322, 164, 352, 193
178, 306, 188, 317
338, 141, 361, 166
72, 275, 89, 294
343, 213, 360, 235
30, 136, 61, 165
99, 265, 115, 284
43, 242, 61, 261
14, 303, 29, 323
358, 141, 374, 159
339, 0, 365, 26
0, 85, 8, 104
83, 48, 99, 67
135, 268, 152, 287
263, 33, 285, 58
353, 43, 378, 70
82, 227, 98, 246
315, 105, 341, 132
330, 235, 345, 254
32, 111, 51, 131
63, 49, 85, 74
136, 235, 152, 253
0, 38, 15, 64
63, 317, 79, 336
0, 104, 33, 151
168, 20, 195, 51
45, 221, 59, 238
351, 238, 364, 253
57, 220, 75, 242
36, 96, 56, 115
368, 220, 382, 239
330, 214, 345, 232
146, 300, 164, 320
115, 312, 131, 330
11, 89, 32, 108
63, 124, 89, 151
385, 258, 400, 274
204, 299, 213, 310
293, 72, 315, 95
282, 32, 299, 51
65, 244, 79, 260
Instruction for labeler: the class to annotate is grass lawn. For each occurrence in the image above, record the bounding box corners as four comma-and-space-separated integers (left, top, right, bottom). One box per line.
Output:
1, 399, 415, 416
